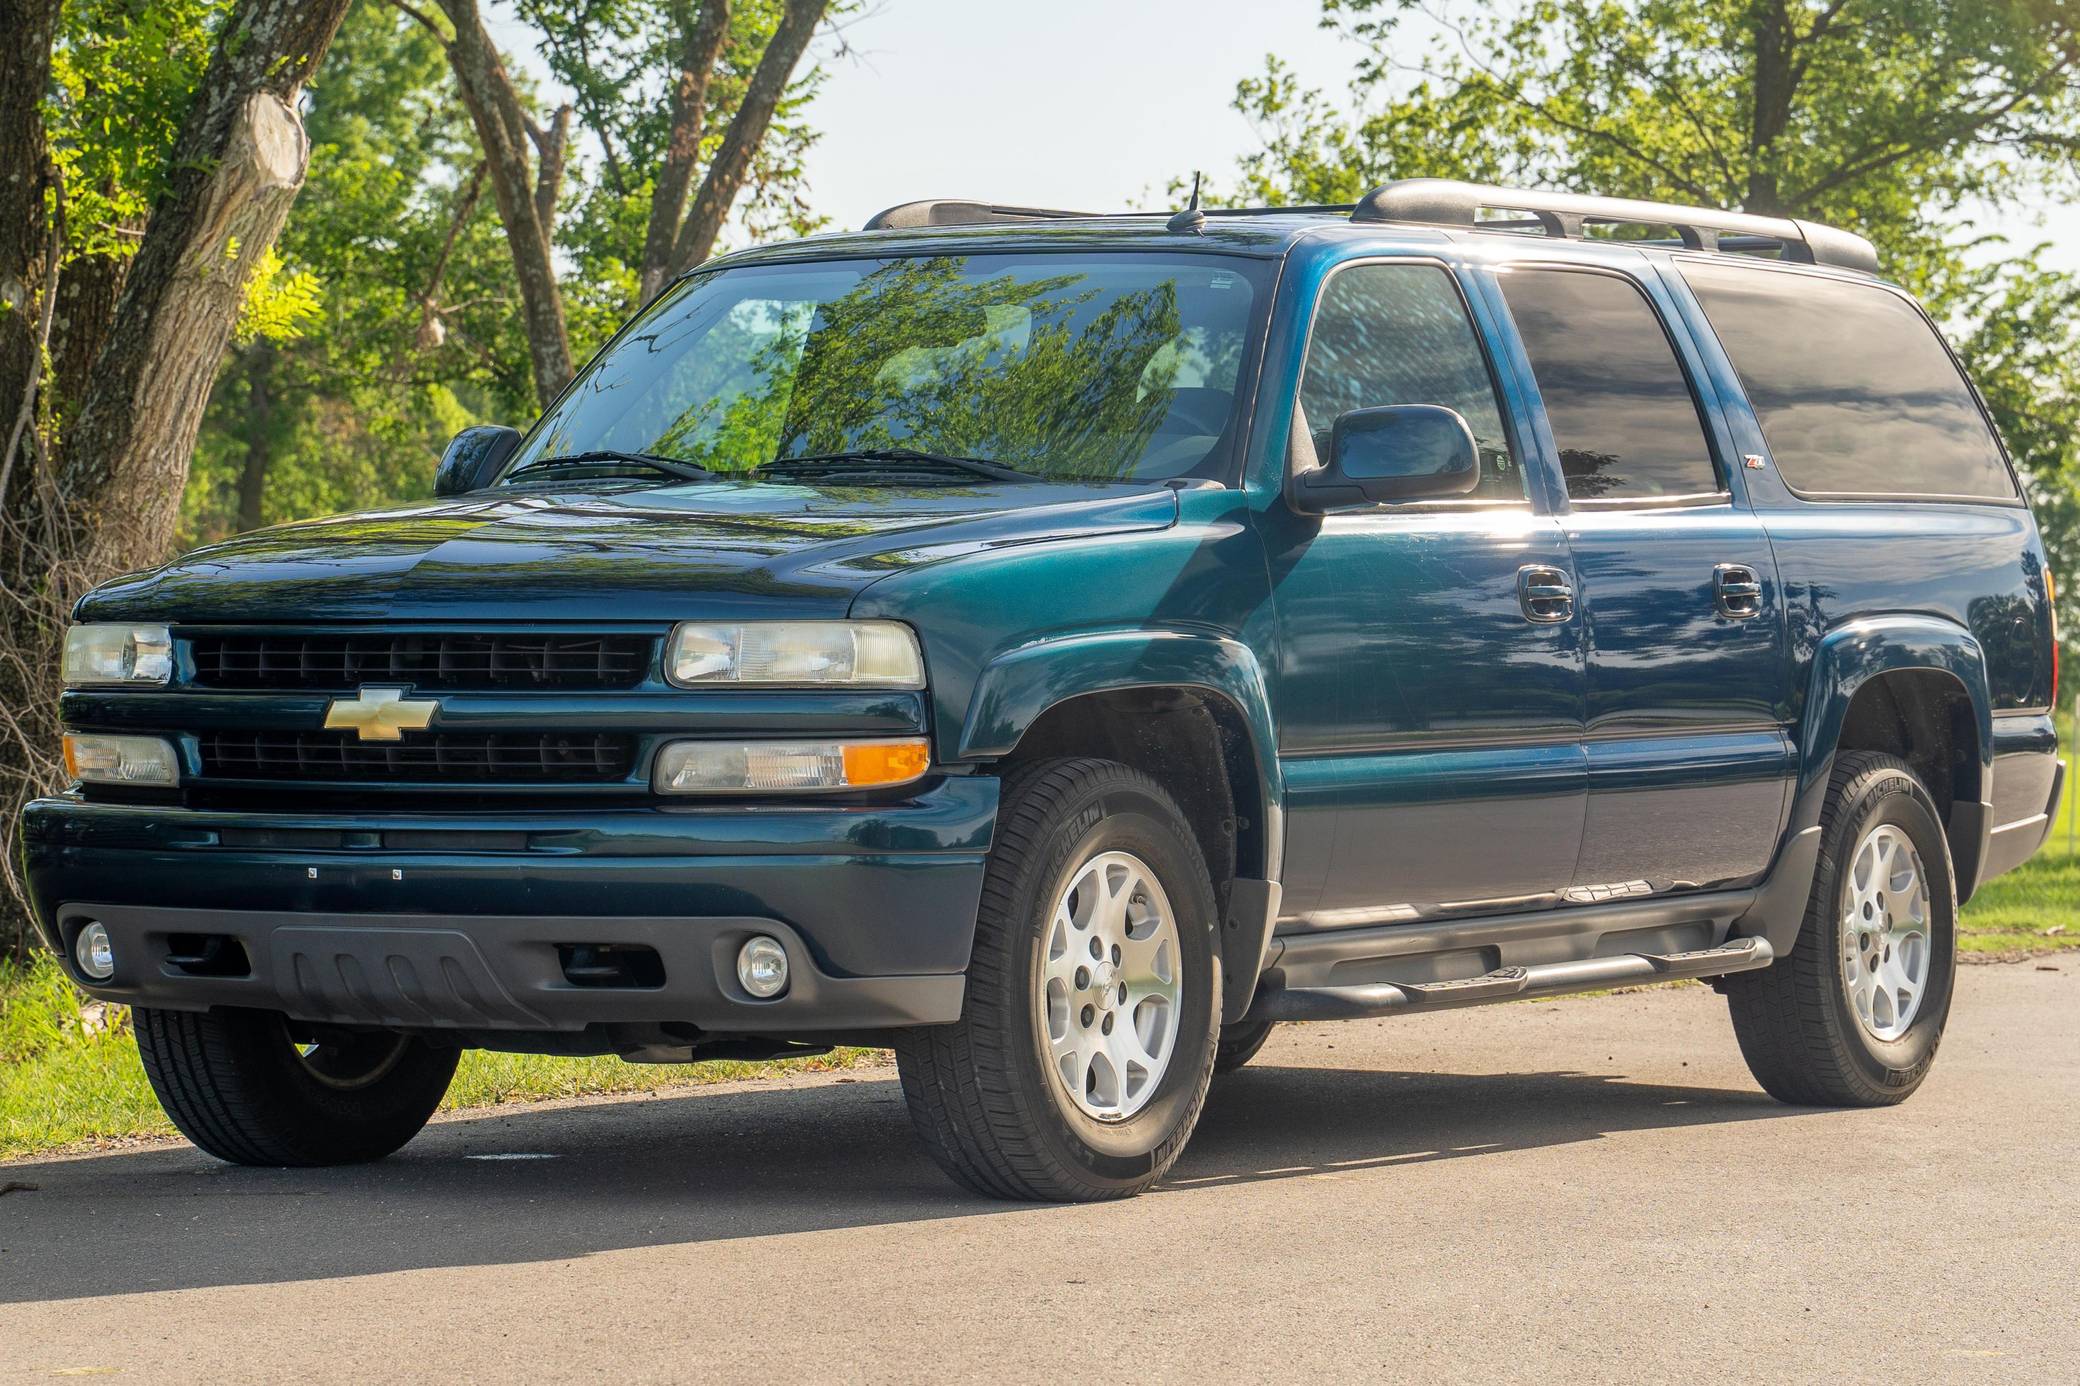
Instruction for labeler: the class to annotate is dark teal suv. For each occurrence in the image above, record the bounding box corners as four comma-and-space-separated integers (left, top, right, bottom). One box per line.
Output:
23, 180, 2061, 1201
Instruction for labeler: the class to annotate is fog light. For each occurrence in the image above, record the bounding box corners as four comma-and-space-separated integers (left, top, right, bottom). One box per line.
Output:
75, 921, 114, 982
736, 936, 789, 999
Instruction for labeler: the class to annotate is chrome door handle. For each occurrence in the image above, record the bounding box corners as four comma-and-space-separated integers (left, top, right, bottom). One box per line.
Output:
1714, 563, 1763, 619
1517, 565, 1574, 624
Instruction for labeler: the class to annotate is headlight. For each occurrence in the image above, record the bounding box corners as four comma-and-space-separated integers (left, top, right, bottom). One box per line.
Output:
62, 624, 173, 687
666, 621, 924, 688
63, 734, 181, 786
654, 738, 929, 794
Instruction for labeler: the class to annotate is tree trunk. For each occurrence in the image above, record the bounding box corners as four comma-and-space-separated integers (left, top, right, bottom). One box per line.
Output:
235, 340, 276, 534
435, 0, 575, 407
0, 0, 350, 955
1744, 0, 1794, 215
0, 0, 60, 501
667, 0, 828, 277
638, 0, 734, 305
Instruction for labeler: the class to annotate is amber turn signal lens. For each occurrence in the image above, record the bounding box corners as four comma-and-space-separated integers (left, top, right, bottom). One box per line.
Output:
841, 739, 931, 787
653, 737, 930, 794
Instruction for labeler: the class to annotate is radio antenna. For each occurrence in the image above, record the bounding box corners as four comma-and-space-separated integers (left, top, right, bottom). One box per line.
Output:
1167, 173, 1207, 234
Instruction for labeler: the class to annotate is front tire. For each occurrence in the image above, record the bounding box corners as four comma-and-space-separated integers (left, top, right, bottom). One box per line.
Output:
1725, 752, 1958, 1106
135, 1007, 458, 1165
895, 758, 1220, 1201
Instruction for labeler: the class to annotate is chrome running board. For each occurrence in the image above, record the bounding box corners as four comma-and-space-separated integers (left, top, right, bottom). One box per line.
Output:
1246, 936, 1775, 1023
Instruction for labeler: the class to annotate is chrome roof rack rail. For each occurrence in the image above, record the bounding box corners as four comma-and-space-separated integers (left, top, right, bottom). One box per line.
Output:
1349, 178, 1880, 274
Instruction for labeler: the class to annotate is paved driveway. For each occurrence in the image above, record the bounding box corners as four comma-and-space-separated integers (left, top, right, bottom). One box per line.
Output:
3, 962, 2073, 1384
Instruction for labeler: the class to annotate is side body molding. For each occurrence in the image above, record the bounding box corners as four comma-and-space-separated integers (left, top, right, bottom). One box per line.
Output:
957, 629, 1287, 1021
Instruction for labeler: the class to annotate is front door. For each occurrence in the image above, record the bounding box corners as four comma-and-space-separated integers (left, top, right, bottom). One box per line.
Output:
1485, 260, 1793, 896
1269, 258, 1587, 929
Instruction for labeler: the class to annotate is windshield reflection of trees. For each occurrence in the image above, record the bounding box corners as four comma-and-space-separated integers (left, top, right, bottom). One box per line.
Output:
651, 257, 1198, 480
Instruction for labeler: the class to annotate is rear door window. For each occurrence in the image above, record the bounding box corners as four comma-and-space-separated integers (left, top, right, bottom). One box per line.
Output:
1680, 262, 2017, 501
1495, 267, 1721, 503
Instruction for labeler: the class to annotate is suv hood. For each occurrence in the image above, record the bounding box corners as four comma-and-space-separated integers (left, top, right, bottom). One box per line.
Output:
78, 479, 1179, 624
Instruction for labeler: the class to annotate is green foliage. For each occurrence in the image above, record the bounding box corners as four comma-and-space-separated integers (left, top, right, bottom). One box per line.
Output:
46, 0, 220, 260
174, 1, 840, 544
231, 246, 324, 345
184, 5, 533, 543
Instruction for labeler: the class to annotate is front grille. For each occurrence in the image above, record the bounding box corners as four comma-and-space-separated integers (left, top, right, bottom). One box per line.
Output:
188, 632, 652, 692
199, 730, 638, 783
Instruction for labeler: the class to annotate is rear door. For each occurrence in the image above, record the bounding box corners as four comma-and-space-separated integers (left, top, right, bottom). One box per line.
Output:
1270, 257, 1587, 928
1484, 259, 1794, 896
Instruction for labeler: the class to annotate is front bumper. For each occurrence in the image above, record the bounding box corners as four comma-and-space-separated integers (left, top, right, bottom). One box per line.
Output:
21, 777, 997, 1035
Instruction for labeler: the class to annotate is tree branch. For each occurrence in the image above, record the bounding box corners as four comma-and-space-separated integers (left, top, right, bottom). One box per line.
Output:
1789, 53, 2080, 206
639, 0, 734, 303
667, 0, 830, 276
384, 0, 448, 44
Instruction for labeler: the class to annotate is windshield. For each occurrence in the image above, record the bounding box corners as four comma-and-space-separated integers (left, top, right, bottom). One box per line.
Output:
504, 251, 1269, 485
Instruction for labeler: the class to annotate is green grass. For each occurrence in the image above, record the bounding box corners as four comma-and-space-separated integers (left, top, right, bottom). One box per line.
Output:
0, 953, 881, 1162
1955, 728, 2080, 956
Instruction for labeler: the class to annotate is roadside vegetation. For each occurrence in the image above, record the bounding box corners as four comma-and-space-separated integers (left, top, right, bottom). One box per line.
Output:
0, 955, 876, 1161
1958, 755, 2080, 958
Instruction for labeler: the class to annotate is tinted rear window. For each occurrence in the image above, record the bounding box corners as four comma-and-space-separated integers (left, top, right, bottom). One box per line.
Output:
1681, 263, 2016, 501
1495, 267, 1720, 502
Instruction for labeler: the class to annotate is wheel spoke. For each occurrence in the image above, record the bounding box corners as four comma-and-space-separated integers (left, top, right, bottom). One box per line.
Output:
1036, 849, 1184, 1123
1118, 928, 1171, 985
1837, 823, 1936, 1043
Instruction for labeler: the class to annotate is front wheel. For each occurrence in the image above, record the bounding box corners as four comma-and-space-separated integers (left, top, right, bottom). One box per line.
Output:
1725, 752, 1958, 1106
135, 1007, 458, 1165
895, 758, 1220, 1201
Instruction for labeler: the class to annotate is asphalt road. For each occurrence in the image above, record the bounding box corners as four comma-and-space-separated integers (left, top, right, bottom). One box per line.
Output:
3, 961, 2074, 1384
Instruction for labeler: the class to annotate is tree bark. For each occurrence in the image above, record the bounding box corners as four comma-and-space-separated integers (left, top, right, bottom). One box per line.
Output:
0, 0, 60, 500
667, 0, 828, 277
1744, 0, 1795, 215
235, 340, 276, 534
434, 0, 575, 407
0, 0, 350, 954
638, 0, 734, 304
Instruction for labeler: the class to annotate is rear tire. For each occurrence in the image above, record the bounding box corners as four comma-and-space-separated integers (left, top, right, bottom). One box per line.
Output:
135, 1007, 458, 1166
1213, 1019, 1276, 1074
895, 758, 1220, 1201
1725, 752, 1957, 1107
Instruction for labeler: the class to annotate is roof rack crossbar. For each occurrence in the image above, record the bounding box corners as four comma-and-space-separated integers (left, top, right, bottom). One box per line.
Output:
1349, 178, 1879, 274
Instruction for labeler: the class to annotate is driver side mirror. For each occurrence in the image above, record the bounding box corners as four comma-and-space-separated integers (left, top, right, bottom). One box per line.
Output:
434, 425, 522, 498
1288, 404, 1480, 513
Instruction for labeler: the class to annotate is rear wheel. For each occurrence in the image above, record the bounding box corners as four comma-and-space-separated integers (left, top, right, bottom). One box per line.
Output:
1725, 752, 1957, 1106
895, 758, 1220, 1201
135, 1007, 458, 1165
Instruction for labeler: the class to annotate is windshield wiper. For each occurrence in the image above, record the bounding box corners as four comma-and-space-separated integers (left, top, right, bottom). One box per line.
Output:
757, 448, 1041, 484
506, 449, 719, 484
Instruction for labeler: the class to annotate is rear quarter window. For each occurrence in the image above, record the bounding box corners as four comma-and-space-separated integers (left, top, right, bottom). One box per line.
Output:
1679, 262, 2017, 502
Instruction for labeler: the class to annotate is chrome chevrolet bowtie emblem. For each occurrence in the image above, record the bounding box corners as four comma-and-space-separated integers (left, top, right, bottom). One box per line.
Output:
323, 686, 439, 742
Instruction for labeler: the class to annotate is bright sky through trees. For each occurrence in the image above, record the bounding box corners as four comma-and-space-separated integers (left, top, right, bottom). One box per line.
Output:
491, 0, 2080, 267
